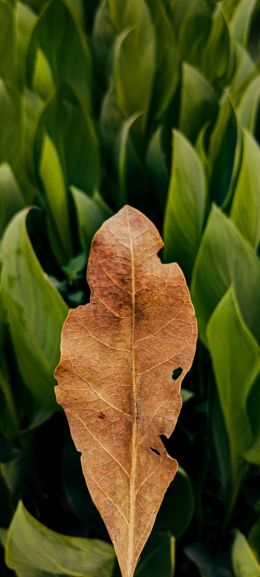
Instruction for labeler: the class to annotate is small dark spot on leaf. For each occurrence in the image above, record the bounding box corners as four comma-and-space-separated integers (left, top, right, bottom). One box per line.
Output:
98, 412, 105, 420
150, 447, 160, 456
172, 367, 183, 380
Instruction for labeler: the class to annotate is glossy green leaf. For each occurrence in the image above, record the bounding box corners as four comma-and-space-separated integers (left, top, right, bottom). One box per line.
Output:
238, 76, 260, 135
207, 287, 260, 487
231, 130, 260, 250
163, 130, 207, 280
32, 48, 55, 100
1, 209, 68, 410
0, 164, 24, 237
191, 205, 260, 345
0, 0, 16, 81
208, 96, 237, 205
232, 531, 260, 577
135, 532, 175, 577
5, 501, 115, 577
154, 467, 194, 538
112, 0, 156, 132
179, 63, 218, 143
71, 187, 112, 252
230, 0, 258, 48
27, 0, 92, 112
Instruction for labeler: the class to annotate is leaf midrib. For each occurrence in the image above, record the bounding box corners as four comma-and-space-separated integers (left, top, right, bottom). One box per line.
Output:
127, 208, 138, 577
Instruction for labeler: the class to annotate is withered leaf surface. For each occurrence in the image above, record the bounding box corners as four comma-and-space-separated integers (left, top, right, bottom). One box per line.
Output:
55, 205, 197, 577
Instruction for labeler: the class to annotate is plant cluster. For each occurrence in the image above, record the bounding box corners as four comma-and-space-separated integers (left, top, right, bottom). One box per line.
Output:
0, 0, 259, 576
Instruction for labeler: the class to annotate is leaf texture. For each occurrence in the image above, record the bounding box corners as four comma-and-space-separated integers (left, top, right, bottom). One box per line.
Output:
55, 205, 197, 577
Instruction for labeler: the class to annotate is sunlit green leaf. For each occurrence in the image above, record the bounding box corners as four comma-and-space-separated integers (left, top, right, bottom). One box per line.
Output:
232, 531, 260, 577
230, 0, 258, 48
191, 205, 260, 345
1, 209, 68, 410
164, 130, 207, 280
238, 76, 260, 135
5, 501, 115, 577
231, 130, 260, 250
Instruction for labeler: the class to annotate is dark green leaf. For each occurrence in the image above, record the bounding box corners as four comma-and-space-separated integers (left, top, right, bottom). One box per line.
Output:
207, 286, 260, 487
179, 63, 218, 144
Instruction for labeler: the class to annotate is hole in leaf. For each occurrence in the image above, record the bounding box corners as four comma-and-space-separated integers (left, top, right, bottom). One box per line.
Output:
150, 447, 160, 456
98, 412, 105, 420
172, 367, 183, 380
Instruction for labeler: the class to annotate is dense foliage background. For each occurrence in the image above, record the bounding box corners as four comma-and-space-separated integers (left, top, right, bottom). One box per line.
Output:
0, 0, 260, 575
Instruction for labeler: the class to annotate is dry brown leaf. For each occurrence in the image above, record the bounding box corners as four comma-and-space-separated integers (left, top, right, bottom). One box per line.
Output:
55, 205, 197, 577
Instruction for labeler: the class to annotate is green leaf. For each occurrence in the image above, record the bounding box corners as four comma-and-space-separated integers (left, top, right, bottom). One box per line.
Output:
249, 518, 260, 560
1, 209, 68, 410
16, 2, 37, 87
0, 0, 16, 81
208, 95, 237, 206
179, 63, 218, 144
191, 205, 260, 345
71, 187, 112, 253
0, 81, 23, 170
0, 164, 24, 237
5, 501, 115, 577
117, 113, 142, 207
27, 0, 92, 112
145, 127, 169, 213
207, 287, 260, 487
174, 0, 212, 68
163, 130, 207, 281
232, 531, 260, 577
154, 467, 194, 539
146, 0, 179, 127
135, 532, 175, 577
39, 133, 73, 264
230, 130, 260, 250
230, 0, 258, 48
230, 44, 256, 105
112, 0, 156, 132
202, 6, 236, 89
210, 389, 231, 501
238, 76, 260, 135
36, 88, 100, 197
32, 48, 56, 100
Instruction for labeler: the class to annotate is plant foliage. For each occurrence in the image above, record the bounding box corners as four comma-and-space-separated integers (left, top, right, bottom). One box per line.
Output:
0, 0, 259, 576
